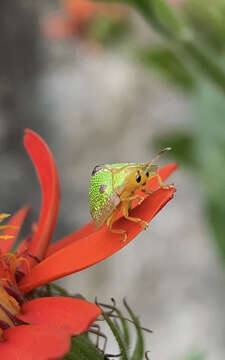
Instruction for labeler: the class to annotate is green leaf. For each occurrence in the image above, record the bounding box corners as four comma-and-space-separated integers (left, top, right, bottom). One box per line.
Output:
63, 334, 104, 360
145, 0, 185, 36
183, 41, 225, 94
184, 0, 225, 53
181, 349, 205, 360
50, 283, 70, 296
139, 46, 195, 90
103, 312, 129, 360
88, 15, 129, 46
116, 309, 130, 348
97, 300, 130, 348
92, 0, 185, 38
192, 82, 225, 264
123, 299, 144, 360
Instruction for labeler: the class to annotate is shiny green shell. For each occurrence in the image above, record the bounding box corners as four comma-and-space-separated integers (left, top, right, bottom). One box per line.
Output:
89, 163, 138, 229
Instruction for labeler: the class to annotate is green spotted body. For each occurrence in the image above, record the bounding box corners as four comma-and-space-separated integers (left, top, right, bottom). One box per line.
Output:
89, 163, 138, 229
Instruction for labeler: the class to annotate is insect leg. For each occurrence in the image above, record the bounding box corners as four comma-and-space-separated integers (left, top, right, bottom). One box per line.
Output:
157, 174, 174, 189
106, 209, 127, 242
121, 200, 148, 230
142, 188, 153, 195
149, 172, 174, 190
121, 194, 145, 205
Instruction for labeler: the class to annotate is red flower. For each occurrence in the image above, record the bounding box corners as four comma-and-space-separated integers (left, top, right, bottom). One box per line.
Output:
0, 129, 177, 359
0, 297, 101, 360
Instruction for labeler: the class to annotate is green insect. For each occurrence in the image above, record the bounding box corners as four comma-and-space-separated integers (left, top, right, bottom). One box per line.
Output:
89, 148, 172, 242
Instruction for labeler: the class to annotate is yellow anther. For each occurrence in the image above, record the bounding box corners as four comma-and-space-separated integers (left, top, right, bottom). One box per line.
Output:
0, 213, 19, 241
0, 214, 11, 223
0, 235, 14, 240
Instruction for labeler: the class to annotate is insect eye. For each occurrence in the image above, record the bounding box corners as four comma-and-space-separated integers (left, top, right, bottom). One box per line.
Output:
136, 172, 141, 183
146, 171, 149, 178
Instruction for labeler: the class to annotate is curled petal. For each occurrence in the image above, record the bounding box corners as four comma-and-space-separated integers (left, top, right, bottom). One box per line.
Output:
23, 129, 60, 262
0, 206, 30, 253
18, 297, 101, 334
47, 163, 177, 257
1, 325, 70, 360
19, 187, 175, 293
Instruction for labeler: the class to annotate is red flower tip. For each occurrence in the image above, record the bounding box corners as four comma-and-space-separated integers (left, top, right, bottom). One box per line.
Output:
23, 129, 60, 263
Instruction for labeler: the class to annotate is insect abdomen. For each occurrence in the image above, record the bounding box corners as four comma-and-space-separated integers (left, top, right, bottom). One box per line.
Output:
89, 168, 118, 229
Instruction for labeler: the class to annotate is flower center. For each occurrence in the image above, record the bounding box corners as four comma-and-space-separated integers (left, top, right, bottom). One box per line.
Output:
0, 214, 27, 339
0, 253, 26, 339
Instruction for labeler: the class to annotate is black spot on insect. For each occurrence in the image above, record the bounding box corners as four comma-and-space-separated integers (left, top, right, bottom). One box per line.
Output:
146, 171, 149, 178
92, 165, 104, 176
136, 172, 141, 183
142, 182, 146, 186
99, 184, 107, 193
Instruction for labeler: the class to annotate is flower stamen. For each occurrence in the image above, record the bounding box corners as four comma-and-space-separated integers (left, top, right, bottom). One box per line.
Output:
0, 213, 18, 240
0, 213, 29, 339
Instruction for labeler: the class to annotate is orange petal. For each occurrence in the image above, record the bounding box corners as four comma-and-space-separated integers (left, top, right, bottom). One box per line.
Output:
18, 297, 101, 334
42, 15, 72, 39
19, 187, 175, 293
1, 325, 70, 360
47, 163, 177, 256
0, 206, 30, 253
23, 130, 60, 262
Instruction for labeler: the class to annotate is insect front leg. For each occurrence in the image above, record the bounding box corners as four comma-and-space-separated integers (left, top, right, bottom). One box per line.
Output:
121, 200, 148, 231
157, 174, 174, 189
142, 188, 153, 195
106, 209, 127, 242
149, 172, 174, 190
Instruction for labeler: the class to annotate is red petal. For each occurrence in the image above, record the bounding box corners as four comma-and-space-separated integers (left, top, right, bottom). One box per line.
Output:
0, 206, 30, 253
18, 297, 101, 334
1, 325, 70, 360
23, 129, 60, 262
16, 234, 32, 255
47, 221, 94, 257
47, 163, 177, 257
19, 187, 175, 293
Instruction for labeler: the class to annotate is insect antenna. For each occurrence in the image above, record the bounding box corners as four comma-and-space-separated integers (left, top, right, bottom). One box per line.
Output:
145, 147, 171, 172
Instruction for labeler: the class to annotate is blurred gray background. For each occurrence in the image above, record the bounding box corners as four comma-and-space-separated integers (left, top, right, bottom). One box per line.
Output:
0, 1, 224, 359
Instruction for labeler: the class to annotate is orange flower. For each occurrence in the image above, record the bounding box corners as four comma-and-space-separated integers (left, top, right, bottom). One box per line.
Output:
43, 0, 128, 39
0, 129, 177, 359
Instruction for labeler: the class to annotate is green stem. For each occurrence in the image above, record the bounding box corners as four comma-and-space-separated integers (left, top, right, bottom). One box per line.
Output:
50, 283, 70, 296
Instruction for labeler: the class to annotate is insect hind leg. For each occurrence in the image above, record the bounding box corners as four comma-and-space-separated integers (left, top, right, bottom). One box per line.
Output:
121, 200, 148, 230
106, 209, 127, 242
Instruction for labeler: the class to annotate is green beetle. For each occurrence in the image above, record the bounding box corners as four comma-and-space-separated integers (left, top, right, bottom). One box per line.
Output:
89, 148, 172, 242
